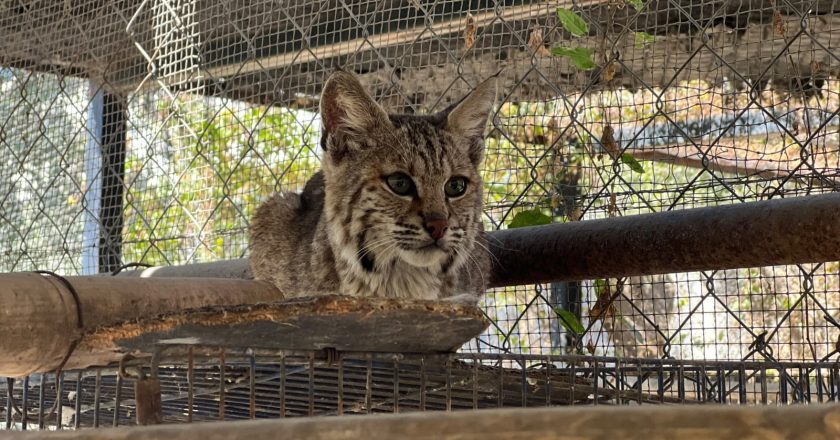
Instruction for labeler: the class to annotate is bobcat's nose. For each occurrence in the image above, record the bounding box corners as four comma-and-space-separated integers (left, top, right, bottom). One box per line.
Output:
423, 213, 449, 240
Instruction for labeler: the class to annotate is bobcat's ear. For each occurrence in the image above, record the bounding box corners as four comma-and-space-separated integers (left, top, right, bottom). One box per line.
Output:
319, 71, 390, 160
443, 76, 498, 165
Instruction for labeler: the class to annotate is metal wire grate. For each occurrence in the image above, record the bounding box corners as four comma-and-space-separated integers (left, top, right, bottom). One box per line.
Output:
4, 352, 840, 430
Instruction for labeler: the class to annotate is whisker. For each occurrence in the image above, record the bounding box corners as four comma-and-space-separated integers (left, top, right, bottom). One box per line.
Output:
453, 245, 487, 291
472, 237, 503, 268
481, 231, 521, 254
356, 237, 395, 259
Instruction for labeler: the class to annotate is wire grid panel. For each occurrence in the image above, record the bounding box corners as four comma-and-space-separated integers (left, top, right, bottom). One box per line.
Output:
2, 353, 840, 430
0, 0, 839, 361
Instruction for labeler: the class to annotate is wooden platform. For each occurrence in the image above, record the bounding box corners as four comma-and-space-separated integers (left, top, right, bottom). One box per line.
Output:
84, 295, 489, 354
0, 273, 490, 376
2, 405, 839, 439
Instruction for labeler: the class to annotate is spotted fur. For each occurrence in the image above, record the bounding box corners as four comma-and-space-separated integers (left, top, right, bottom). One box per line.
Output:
249, 71, 496, 303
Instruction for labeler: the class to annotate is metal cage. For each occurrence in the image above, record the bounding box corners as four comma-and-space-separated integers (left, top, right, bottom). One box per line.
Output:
5, 352, 840, 430
1, 0, 840, 433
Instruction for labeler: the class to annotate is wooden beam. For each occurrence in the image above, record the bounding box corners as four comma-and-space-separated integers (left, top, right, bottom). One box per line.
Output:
632, 146, 793, 180
629, 144, 840, 188
0, 274, 487, 376
500, 124, 840, 190
180, 3, 840, 109
196, 0, 840, 96
1, 405, 838, 439
0, 274, 284, 377
200, 1, 584, 81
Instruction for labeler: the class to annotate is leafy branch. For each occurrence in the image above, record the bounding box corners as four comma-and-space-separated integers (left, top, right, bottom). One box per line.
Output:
552, 8, 595, 70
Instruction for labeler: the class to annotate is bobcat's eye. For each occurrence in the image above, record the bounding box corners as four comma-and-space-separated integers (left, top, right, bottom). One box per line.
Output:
445, 176, 468, 197
385, 173, 415, 196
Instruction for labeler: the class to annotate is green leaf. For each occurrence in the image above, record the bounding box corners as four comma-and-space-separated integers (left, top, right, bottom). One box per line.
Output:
626, 0, 644, 11
551, 46, 596, 70
634, 31, 654, 48
594, 279, 608, 296
508, 209, 552, 229
556, 8, 589, 37
554, 308, 586, 335
620, 153, 645, 173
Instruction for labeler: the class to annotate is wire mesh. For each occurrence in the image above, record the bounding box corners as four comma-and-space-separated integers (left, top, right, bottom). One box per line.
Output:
4, 352, 840, 430
0, 0, 839, 375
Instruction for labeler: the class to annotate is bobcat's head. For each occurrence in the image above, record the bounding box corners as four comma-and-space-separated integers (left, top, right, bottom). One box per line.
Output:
319, 71, 496, 280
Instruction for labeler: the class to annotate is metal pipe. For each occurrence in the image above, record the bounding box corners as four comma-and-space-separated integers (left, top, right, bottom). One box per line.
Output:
487, 193, 840, 287
117, 259, 253, 279
117, 193, 840, 287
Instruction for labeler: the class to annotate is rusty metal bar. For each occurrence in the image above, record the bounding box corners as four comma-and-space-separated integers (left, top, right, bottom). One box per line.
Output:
118, 193, 840, 287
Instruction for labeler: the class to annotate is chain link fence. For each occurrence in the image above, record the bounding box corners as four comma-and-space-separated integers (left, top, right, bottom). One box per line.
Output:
1, 0, 838, 364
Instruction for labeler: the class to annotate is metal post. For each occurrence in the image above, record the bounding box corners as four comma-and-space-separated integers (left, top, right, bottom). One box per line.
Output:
82, 83, 103, 276
549, 152, 582, 352
83, 84, 127, 275
98, 92, 127, 274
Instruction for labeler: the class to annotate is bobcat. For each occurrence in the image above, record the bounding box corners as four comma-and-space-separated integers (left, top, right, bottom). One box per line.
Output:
249, 71, 495, 303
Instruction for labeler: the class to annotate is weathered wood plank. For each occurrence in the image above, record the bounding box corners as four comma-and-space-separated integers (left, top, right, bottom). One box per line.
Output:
0, 274, 487, 376
86, 295, 488, 355
1, 405, 838, 439
0, 274, 285, 377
